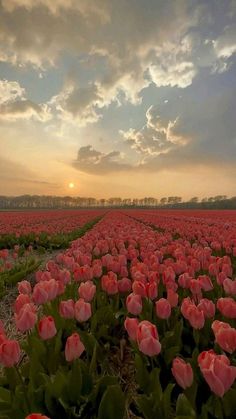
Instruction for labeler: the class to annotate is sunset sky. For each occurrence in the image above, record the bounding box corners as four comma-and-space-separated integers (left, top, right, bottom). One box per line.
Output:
0, 0, 236, 199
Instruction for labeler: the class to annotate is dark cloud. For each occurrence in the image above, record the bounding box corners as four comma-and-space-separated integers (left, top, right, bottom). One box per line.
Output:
73, 145, 132, 174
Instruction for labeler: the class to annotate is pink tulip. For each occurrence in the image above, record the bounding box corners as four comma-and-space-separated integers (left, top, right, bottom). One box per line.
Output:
155, 298, 171, 319
167, 289, 178, 307
14, 294, 31, 314
78, 281, 96, 302
32, 283, 48, 305
59, 300, 75, 319
15, 303, 37, 332
132, 280, 147, 297
124, 317, 139, 340
223, 278, 236, 295
146, 282, 158, 300
217, 297, 236, 318
118, 277, 132, 293
137, 320, 161, 357
18, 280, 32, 295
65, 333, 85, 362
38, 316, 57, 340
172, 357, 193, 389
0, 339, 21, 367
198, 350, 236, 397
126, 293, 142, 315
74, 298, 92, 322
197, 299, 215, 319
212, 320, 236, 354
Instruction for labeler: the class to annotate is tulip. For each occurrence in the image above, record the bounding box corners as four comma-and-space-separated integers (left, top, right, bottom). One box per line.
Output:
167, 289, 178, 307
212, 320, 236, 354
32, 283, 48, 305
217, 297, 236, 318
0, 339, 21, 367
78, 281, 96, 302
14, 294, 31, 314
124, 317, 139, 340
172, 357, 193, 389
198, 350, 236, 397
197, 299, 215, 319
18, 280, 32, 295
59, 300, 75, 319
65, 333, 85, 362
137, 320, 161, 356
74, 298, 92, 322
38, 316, 57, 340
223, 278, 236, 295
126, 293, 142, 315
146, 282, 158, 300
155, 298, 171, 319
118, 277, 132, 293
132, 280, 147, 297
15, 303, 37, 332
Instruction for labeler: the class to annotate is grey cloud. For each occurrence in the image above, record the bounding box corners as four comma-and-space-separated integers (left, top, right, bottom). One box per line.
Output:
0, 99, 50, 121
72, 145, 132, 174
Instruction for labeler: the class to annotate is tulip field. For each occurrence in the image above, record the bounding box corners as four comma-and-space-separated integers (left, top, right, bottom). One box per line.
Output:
0, 209, 236, 419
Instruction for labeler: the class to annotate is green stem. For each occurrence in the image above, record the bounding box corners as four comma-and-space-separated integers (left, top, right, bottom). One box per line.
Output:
14, 365, 31, 413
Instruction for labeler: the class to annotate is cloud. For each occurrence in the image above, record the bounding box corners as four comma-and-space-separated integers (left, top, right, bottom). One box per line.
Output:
121, 105, 189, 157
0, 0, 205, 111
0, 80, 25, 104
0, 99, 50, 121
72, 145, 132, 174
0, 79, 51, 121
214, 24, 236, 58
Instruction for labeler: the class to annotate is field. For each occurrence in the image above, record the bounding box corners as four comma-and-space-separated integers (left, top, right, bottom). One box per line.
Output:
0, 209, 236, 419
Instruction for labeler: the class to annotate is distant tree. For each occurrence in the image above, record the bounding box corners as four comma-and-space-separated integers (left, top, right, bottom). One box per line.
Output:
189, 197, 199, 203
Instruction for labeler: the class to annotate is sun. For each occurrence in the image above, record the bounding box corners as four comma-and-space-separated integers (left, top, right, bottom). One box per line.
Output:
68, 182, 75, 189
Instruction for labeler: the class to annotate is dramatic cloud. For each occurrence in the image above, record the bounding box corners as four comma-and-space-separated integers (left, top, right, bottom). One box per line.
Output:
0, 79, 50, 121
73, 145, 132, 174
0, 0, 236, 197
121, 105, 189, 157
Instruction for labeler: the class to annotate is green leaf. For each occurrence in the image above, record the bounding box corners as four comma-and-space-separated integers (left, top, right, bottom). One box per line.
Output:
135, 395, 154, 419
135, 354, 150, 391
163, 345, 180, 365
162, 383, 175, 418
98, 384, 125, 419
176, 394, 196, 418
0, 387, 11, 411
67, 360, 82, 404
222, 388, 236, 417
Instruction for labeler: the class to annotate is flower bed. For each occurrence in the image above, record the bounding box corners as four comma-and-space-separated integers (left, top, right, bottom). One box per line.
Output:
0, 210, 236, 418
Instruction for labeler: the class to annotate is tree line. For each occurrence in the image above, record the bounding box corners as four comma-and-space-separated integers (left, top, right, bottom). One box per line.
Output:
0, 195, 236, 209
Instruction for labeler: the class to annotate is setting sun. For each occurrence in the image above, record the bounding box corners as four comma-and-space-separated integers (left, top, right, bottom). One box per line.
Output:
69, 182, 75, 189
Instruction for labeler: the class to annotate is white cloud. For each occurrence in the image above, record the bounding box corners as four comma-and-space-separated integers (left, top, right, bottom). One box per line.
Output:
214, 24, 236, 58
0, 80, 25, 104
121, 105, 189, 157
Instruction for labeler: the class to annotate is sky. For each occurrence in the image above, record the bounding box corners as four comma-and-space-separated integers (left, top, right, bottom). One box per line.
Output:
0, 0, 236, 199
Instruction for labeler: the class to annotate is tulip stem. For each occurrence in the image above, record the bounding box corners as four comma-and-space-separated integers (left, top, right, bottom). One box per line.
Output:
14, 365, 31, 412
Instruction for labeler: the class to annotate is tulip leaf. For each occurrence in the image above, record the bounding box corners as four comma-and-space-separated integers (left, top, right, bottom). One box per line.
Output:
98, 384, 125, 419
135, 395, 154, 419
176, 394, 196, 418
135, 354, 150, 391
162, 383, 175, 418
67, 360, 82, 404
